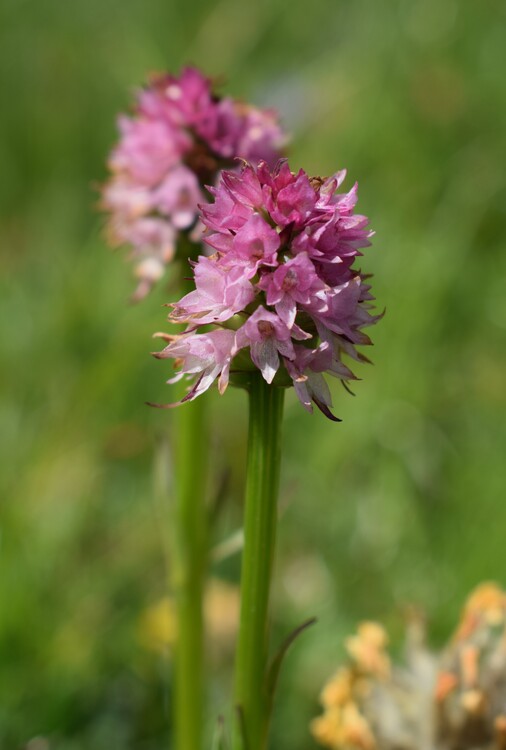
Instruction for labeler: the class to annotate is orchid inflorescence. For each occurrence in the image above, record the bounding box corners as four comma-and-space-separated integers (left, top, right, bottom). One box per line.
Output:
102, 63, 384, 750
101, 67, 286, 300
155, 159, 380, 419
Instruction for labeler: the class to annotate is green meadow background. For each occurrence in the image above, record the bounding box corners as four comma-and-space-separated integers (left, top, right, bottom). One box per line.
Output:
2, 0, 506, 747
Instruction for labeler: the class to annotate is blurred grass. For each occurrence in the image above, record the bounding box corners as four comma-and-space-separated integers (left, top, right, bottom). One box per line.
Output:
1, 0, 506, 747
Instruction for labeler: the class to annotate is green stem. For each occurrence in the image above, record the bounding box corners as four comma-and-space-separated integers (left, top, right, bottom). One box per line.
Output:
173, 394, 208, 750
234, 375, 285, 750
172, 241, 209, 750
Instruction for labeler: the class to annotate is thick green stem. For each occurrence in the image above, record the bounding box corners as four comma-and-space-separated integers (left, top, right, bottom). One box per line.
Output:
234, 375, 285, 750
173, 395, 208, 750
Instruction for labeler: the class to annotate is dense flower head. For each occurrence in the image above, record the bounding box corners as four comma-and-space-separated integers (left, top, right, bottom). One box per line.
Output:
155, 159, 380, 419
101, 67, 286, 300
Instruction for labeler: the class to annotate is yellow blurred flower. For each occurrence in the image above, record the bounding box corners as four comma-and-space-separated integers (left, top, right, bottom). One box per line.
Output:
137, 578, 240, 653
454, 581, 506, 639
345, 622, 390, 678
312, 583, 506, 750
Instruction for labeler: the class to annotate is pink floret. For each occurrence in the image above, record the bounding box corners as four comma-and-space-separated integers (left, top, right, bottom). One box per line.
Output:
171, 256, 255, 325
155, 328, 235, 402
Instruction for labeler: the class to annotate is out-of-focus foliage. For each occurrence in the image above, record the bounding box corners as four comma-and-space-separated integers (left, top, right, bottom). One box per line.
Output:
1, 0, 505, 747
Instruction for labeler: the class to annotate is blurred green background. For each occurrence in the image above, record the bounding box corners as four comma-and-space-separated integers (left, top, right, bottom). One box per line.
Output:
2, 0, 506, 747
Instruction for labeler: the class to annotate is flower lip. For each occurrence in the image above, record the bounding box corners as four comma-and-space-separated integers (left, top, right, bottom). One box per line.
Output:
281, 268, 298, 292
257, 320, 275, 337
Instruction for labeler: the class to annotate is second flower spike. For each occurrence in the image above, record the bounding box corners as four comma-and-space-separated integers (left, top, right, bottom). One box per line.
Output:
101, 67, 287, 300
